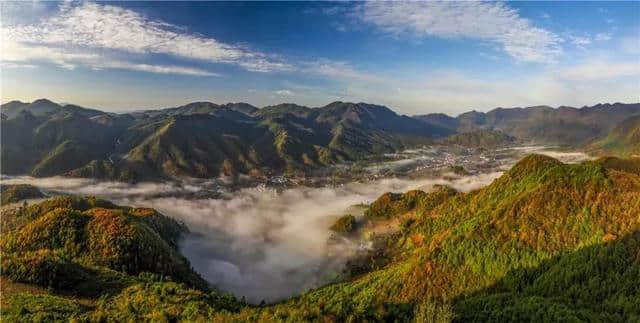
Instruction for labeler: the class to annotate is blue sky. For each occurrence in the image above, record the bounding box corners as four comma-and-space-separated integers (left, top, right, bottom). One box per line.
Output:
1, 1, 639, 115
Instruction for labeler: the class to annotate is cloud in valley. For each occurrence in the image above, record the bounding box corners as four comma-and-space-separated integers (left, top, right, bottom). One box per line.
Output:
2, 169, 504, 302
0, 148, 595, 302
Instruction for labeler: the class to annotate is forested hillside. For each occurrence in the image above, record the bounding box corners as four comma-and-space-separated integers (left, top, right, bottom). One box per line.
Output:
589, 115, 640, 157
2, 155, 639, 321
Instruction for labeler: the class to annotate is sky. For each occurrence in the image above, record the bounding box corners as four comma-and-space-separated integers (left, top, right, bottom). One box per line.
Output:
1, 1, 639, 115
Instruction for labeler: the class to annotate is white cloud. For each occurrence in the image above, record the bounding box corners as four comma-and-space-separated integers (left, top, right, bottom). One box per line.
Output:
2, 169, 504, 302
302, 59, 383, 83
1, 2, 290, 74
567, 35, 592, 46
0, 38, 218, 76
352, 1, 562, 63
0, 0, 49, 25
95, 61, 221, 77
595, 33, 612, 41
1, 38, 100, 70
0, 62, 38, 69
275, 89, 294, 96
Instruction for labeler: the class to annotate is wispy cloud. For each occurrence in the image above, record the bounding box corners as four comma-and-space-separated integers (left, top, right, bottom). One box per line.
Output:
1, 2, 290, 75
275, 89, 294, 96
1, 38, 101, 70
302, 59, 383, 83
0, 62, 38, 69
95, 61, 221, 77
595, 33, 612, 41
1, 38, 219, 76
351, 1, 563, 63
0, 0, 50, 25
3, 170, 503, 302
565, 33, 592, 51
567, 35, 592, 46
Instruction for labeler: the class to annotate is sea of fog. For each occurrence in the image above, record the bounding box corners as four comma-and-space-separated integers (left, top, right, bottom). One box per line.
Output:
1, 147, 591, 302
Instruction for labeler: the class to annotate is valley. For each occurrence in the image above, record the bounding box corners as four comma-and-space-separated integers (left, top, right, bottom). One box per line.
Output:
2, 98, 639, 322
2, 148, 639, 321
1, 145, 592, 303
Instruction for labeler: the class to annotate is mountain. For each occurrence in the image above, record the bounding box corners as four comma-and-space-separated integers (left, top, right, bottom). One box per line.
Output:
4, 99, 640, 180
416, 113, 459, 133
2, 155, 639, 321
1, 99, 105, 120
1, 100, 451, 180
133, 101, 259, 118
438, 129, 517, 148
223, 154, 638, 321
416, 103, 640, 146
588, 115, 640, 157
1, 100, 133, 176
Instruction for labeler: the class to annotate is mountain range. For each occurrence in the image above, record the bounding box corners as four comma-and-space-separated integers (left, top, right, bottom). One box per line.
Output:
1, 99, 450, 181
2, 99, 639, 180
416, 103, 640, 146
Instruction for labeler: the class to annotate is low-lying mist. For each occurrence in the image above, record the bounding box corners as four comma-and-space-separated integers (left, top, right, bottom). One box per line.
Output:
2, 172, 500, 302
0, 147, 590, 303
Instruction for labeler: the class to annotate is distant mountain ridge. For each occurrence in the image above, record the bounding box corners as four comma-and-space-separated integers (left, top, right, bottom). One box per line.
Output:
588, 115, 640, 157
1, 99, 451, 180
416, 102, 640, 146
438, 129, 517, 148
3, 99, 639, 180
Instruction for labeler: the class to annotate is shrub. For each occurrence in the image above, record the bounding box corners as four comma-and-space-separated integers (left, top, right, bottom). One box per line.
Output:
330, 214, 356, 233
1, 250, 87, 289
0, 184, 44, 205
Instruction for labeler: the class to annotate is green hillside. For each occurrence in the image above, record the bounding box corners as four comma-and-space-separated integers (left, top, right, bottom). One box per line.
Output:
218, 155, 639, 322
589, 115, 640, 157
2, 155, 639, 321
439, 129, 516, 148
0, 184, 44, 205
0, 195, 238, 321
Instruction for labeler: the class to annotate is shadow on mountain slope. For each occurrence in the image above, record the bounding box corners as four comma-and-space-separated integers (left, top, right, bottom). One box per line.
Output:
452, 230, 640, 322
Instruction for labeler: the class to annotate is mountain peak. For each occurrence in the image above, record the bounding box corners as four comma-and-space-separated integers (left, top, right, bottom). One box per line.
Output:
221, 102, 258, 115
31, 98, 58, 106
1, 100, 26, 107
507, 154, 562, 178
